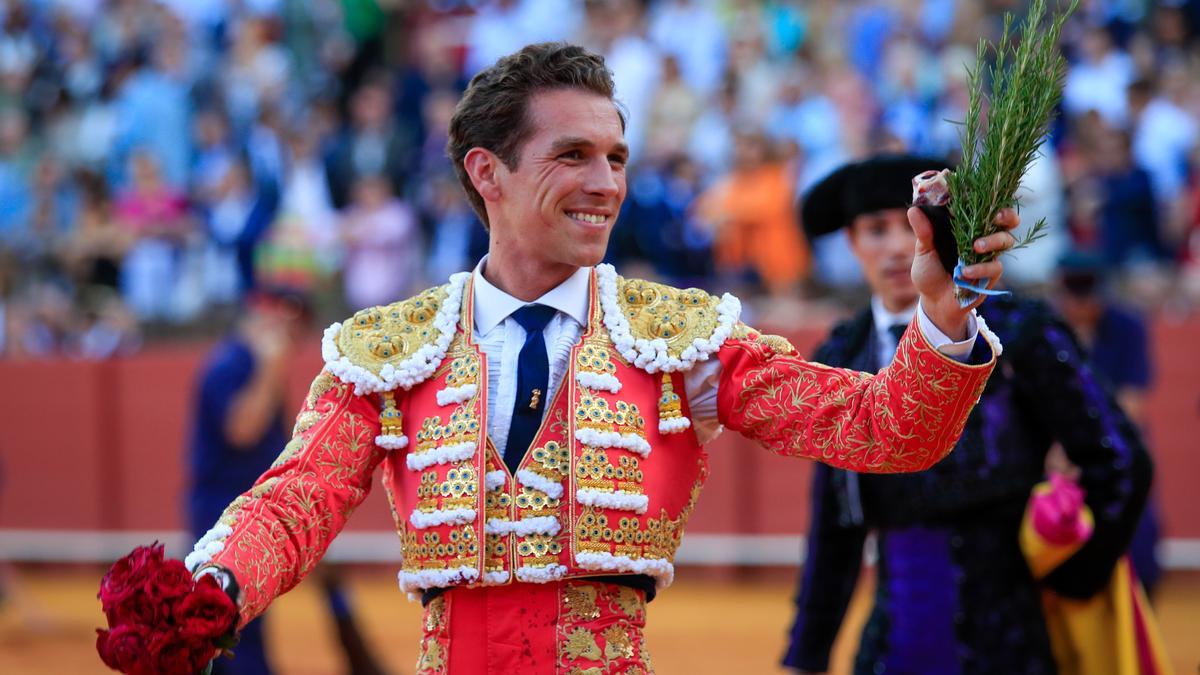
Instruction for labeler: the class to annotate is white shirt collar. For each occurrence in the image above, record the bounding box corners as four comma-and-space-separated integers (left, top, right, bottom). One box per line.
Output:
871, 295, 917, 338
471, 256, 592, 335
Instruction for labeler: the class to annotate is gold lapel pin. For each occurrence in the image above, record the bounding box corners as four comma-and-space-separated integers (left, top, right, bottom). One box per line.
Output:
529, 388, 542, 410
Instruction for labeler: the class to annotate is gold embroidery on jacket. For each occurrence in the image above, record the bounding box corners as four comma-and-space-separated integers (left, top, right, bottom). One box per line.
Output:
576, 343, 618, 377
564, 584, 601, 620
338, 283, 449, 376
563, 627, 603, 661
557, 581, 649, 673
574, 395, 648, 439
402, 526, 479, 572
516, 534, 562, 567
413, 407, 480, 454
445, 354, 480, 388
529, 440, 570, 480
727, 324, 982, 472
482, 453, 510, 573
618, 277, 722, 357
416, 595, 448, 674
575, 449, 645, 498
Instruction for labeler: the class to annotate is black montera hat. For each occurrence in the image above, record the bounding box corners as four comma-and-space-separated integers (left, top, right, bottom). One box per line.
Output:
800, 155, 953, 241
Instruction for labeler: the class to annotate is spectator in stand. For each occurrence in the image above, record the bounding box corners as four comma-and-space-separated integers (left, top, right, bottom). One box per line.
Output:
688, 78, 739, 179
197, 156, 280, 305
325, 73, 419, 209
0, 108, 39, 244
110, 31, 193, 191
69, 287, 141, 360
1091, 126, 1166, 269
644, 55, 702, 163
766, 65, 847, 191
1128, 74, 1198, 208
338, 173, 423, 311
58, 171, 131, 295
1063, 24, 1136, 127
1004, 147, 1070, 289
580, 0, 661, 162
114, 150, 194, 321
649, 0, 726, 96
191, 108, 239, 202
273, 122, 340, 277
23, 157, 78, 271
696, 131, 809, 296
614, 153, 713, 288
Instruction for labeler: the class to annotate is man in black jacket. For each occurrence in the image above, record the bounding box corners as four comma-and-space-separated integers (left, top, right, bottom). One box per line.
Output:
782, 156, 1153, 675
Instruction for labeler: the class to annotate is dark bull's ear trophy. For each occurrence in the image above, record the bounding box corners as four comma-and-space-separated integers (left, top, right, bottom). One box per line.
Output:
922, 204, 960, 277
912, 168, 959, 276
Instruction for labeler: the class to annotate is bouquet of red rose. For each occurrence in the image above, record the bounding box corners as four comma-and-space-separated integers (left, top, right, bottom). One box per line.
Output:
96, 543, 239, 674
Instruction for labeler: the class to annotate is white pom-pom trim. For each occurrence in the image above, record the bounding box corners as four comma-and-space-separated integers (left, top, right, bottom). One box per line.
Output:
658, 417, 692, 434
574, 428, 651, 457
575, 488, 649, 514
185, 522, 235, 572
398, 565, 479, 592
596, 263, 741, 374
375, 434, 409, 450
322, 272, 470, 394
515, 564, 568, 583
515, 469, 564, 499
406, 441, 477, 471
575, 551, 674, 588
484, 516, 560, 537
409, 507, 476, 529
575, 371, 622, 393
975, 312, 1004, 358
482, 570, 511, 584
196, 523, 233, 548
184, 549, 211, 572
436, 383, 478, 406
485, 470, 507, 491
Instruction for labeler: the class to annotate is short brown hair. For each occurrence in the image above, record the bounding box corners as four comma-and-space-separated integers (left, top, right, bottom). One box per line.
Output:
447, 42, 624, 228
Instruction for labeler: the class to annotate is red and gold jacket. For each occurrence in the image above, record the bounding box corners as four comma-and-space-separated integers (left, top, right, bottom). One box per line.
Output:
186, 265, 997, 627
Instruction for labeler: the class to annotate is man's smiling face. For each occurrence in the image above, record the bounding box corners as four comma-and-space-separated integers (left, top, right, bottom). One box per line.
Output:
489, 88, 629, 270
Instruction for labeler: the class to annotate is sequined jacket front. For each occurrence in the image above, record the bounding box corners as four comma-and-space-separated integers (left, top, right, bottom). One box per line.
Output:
186, 265, 998, 627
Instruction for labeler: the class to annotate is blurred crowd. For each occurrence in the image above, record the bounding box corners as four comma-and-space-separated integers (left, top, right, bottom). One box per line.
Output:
2, 0, 1199, 359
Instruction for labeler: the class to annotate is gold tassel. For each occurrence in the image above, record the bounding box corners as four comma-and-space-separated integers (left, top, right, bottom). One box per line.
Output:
658, 372, 683, 423
380, 390, 403, 437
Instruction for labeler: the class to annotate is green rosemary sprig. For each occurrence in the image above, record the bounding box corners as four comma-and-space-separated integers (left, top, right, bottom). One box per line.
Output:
948, 0, 1077, 267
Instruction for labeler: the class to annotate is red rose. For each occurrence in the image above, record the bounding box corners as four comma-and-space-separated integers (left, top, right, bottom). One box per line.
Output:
175, 575, 238, 640
144, 559, 195, 617
99, 544, 166, 623
107, 584, 165, 627
148, 628, 216, 674
96, 628, 119, 670
96, 624, 155, 675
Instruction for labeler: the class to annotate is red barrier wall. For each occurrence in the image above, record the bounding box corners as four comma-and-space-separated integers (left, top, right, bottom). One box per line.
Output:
1, 316, 1196, 541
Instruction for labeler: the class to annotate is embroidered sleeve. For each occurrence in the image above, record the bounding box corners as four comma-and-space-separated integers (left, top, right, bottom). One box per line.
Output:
716, 316, 995, 473
186, 371, 387, 627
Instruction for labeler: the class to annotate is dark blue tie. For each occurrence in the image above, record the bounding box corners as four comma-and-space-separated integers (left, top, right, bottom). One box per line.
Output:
885, 323, 907, 365
505, 304, 557, 474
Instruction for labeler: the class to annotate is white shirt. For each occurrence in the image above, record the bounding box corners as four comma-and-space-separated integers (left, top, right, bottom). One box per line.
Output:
471, 259, 978, 457
871, 296, 976, 367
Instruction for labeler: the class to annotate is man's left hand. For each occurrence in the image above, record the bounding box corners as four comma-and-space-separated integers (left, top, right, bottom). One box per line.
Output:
908, 206, 1019, 340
